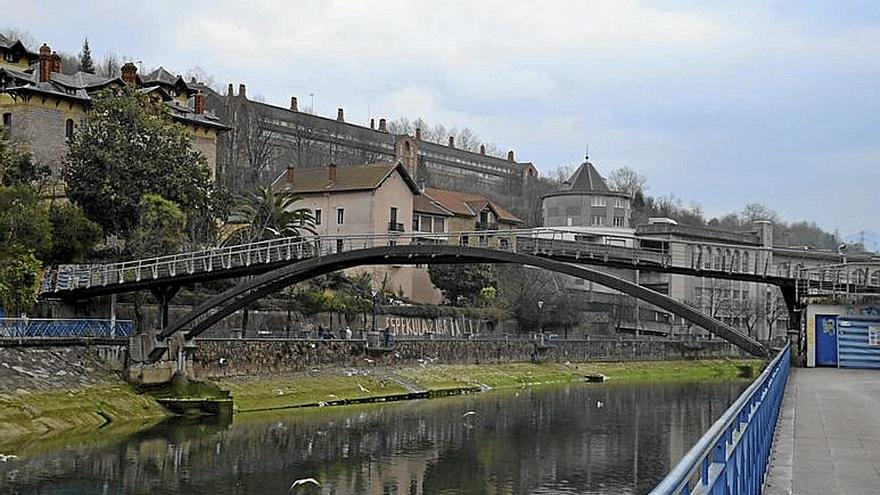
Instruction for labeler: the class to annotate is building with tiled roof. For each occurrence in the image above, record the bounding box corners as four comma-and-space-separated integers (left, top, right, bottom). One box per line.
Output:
421, 187, 523, 233
271, 161, 427, 299
0, 39, 229, 185
542, 157, 631, 230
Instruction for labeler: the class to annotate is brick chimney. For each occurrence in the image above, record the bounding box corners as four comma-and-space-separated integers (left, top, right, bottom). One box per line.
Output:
448, 136, 455, 148
121, 62, 138, 86
415, 127, 421, 140
285, 166, 295, 183
50, 52, 62, 73
378, 118, 387, 132
370, 118, 375, 129
507, 150, 515, 162
238, 84, 247, 99
337, 107, 344, 122
290, 96, 298, 112
227, 83, 233, 97
480, 144, 486, 155
194, 91, 205, 114
38, 44, 52, 82
328, 163, 337, 181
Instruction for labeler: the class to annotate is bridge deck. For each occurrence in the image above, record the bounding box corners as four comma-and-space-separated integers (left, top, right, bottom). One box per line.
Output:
765, 368, 880, 494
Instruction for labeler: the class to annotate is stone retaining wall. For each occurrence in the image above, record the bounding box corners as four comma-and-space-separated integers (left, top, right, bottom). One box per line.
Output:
192, 338, 749, 378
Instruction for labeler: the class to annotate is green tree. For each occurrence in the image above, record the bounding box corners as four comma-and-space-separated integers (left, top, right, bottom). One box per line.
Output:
428, 263, 494, 306
47, 203, 102, 264
226, 185, 314, 244
64, 87, 226, 244
128, 194, 187, 258
0, 245, 41, 316
0, 186, 51, 260
78, 37, 95, 74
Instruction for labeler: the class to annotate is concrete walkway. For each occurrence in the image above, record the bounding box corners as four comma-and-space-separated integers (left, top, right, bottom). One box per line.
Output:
765, 367, 880, 495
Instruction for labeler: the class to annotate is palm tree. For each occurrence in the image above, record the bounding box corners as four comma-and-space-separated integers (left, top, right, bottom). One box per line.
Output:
225, 185, 315, 245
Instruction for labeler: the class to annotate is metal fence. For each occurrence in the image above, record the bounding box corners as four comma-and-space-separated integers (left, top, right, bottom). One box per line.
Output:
41, 228, 794, 295
0, 318, 134, 338
649, 342, 790, 495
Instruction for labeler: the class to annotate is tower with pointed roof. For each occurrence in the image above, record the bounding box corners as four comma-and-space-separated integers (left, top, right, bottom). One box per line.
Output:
541, 155, 631, 229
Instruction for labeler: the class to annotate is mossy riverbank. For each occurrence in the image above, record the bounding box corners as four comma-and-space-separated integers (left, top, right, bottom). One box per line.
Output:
217, 358, 763, 413
0, 383, 167, 451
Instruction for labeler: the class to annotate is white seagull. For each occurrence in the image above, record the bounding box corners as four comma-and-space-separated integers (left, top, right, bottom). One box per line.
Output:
462, 411, 477, 418
0, 454, 17, 462
289, 477, 320, 490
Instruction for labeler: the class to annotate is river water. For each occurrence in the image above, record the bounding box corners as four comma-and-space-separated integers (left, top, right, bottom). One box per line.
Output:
1, 380, 745, 495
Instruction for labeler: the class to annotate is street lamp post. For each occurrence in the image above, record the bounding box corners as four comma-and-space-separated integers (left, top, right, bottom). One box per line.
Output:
371, 289, 378, 333
537, 300, 544, 334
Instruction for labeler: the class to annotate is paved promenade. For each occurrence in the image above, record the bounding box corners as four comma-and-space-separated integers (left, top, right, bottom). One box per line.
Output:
765, 367, 880, 494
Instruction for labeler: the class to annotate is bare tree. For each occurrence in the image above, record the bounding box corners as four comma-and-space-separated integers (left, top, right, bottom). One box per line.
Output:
741, 202, 779, 224
607, 166, 648, 197
1, 28, 35, 48
236, 106, 276, 189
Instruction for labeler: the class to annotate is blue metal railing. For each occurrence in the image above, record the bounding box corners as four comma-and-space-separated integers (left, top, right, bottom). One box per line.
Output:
650, 343, 790, 495
0, 318, 134, 338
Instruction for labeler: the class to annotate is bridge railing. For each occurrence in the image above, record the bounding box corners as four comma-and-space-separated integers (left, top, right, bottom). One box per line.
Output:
0, 318, 134, 338
43, 227, 873, 296
649, 342, 790, 495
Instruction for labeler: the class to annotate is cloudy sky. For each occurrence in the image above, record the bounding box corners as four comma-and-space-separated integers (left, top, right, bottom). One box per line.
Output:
9, 1, 880, 245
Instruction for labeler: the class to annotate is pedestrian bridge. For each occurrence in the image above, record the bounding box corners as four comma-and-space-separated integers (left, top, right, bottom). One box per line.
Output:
42, 228, 811, 298
36, 228, 880, 358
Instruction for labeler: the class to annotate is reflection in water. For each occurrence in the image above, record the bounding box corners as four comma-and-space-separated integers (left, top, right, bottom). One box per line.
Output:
1, 380, 744, 494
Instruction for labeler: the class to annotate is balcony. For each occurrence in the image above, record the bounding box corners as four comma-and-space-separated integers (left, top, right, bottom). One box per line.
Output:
475, 221, 500, 231
388, 222, 405, 232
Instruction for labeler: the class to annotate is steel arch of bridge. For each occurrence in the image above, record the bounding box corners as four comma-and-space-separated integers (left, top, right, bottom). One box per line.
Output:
161, 244, 769, 357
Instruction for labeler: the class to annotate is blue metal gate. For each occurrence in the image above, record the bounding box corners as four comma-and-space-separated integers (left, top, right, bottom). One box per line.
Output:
838, 317, 880, 370
815, 314, 838, 366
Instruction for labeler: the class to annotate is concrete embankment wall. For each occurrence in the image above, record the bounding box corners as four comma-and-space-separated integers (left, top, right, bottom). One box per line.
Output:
192, 338, 748, 378
0, 345, 128, 392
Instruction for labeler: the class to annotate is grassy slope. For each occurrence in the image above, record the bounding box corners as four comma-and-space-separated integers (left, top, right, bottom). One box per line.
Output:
220, 359, 763, 413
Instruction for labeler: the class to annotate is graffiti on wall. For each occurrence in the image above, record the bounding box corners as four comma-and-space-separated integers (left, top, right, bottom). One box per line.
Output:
378, 315, 489, 337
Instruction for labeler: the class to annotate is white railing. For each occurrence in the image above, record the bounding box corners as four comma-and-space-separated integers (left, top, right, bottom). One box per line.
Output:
40, 227, 879, 295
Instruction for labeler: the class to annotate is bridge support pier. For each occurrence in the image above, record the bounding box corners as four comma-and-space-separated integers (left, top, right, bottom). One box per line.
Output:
150, 284, 181, 331
127, 330, 194, 385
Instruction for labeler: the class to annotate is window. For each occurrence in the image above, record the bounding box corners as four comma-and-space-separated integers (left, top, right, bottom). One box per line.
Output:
612, 216, 624, 227
336, 239, 344, 252
3, 52, 16, 62
65, 119, 74, 141
314, 209, 322, 225
615, 198, 626, 208
388, 240, 397, 247
433, 217, 445, 233
591, 215, 604, 226
565, 206, 581, 216
412, 216, 420, 232
460, 235, 469, 246
390, 207, 398, 224
591, 197, 606, 206
2, 112, 11, 131
336, 208, 344, 225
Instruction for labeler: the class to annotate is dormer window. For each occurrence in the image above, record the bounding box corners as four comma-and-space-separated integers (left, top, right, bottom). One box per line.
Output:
3, 52, 17, 63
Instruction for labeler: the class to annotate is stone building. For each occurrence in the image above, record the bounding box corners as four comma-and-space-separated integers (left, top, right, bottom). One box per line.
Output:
0, 37, 228, 189
206, 85, 539, 212
542, 156, 631, 229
